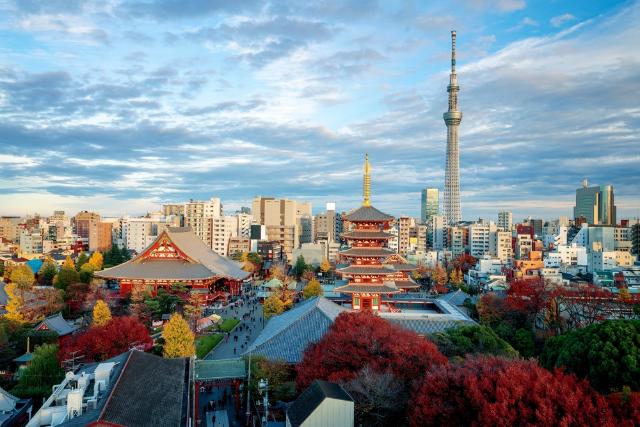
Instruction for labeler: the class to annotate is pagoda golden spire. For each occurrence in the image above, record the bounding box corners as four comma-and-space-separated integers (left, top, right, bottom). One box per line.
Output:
362, 153, 371, 207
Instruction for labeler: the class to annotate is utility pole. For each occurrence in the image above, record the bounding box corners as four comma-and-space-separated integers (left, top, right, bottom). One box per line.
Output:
245, 351, 252, 426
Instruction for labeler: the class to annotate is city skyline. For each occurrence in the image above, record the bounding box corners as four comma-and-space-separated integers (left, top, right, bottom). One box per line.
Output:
1, 0, 639, 219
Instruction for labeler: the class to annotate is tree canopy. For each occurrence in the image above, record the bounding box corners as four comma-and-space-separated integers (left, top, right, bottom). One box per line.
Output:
430, 325, 518, 359
38, 258, 57, 286
54, 266, 80, 290
92, 299, 112, 327
10, 265, 35, 292
162, 313, 195, 358
60, 316, 152, 362
540, 319, 640, 393
12, 343, 63, 399
409, 356, 613, 427
88, 252, 104, 270
302, 278, 323, 299
263, 294, 285, 319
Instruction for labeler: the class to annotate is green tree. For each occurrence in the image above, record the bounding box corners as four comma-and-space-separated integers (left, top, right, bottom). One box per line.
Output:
263, 294, 285, 319
294, 255, 308, 278
430, 325, 518, 359
162, 313, 195, 358
512, 328, 536, 358
54, 267, 80, 290
246, 252, 262, 265
230, 251, 243, 261
79, 263, 96, 284
76, 252, 89, 271
121, 246, 131, 261
303, 278, 323, 299
12, 343, 63, 399
38, 258, 58, 286
540, 319, 640, 393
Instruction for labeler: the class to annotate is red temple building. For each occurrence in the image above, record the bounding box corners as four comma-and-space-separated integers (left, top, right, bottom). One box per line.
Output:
335, 155, 419, 311
95, 227, 249, 302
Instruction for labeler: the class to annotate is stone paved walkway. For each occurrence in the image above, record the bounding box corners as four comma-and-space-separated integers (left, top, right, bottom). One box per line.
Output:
205, 294, 264, 360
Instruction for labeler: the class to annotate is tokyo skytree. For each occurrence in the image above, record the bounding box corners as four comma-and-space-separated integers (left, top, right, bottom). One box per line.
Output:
443, 30, 462, 225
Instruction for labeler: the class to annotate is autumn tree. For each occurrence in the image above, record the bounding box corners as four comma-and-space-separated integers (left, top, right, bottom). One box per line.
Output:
4, 283, 27, 323
60, 316, 152, 362
183, 293, 203, 330
62, 255, 75, 270
79, 263, 96, 284
76, 252, 89, 270
38, 258, 57, 286
540, 319, 640, 393
431, 264, 448, 293
10, 265, 35, 294
162, 313, 195, 358
297, 311, 447, 425
92, 299, 112, 327
343, 366, 405, 426
607, 388, 640, 427
263, 294, 285, 319
320, 258, 331, 274
409, 356, 613, 427
452, 253, 477, 273
88, 251, 103, 270
302, 278, 323, 299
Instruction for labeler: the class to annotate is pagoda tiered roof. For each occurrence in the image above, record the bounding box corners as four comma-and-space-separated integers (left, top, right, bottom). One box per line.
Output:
95, 227, 249, 281
344, 205, 394, 222
339, 247, 396, 257
334, 282, 400, 294
337, 265, 393, 275
341, 230, 393, 240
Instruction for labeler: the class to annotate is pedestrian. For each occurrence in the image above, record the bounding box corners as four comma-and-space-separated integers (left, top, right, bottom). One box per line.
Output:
233, 347, 236, 355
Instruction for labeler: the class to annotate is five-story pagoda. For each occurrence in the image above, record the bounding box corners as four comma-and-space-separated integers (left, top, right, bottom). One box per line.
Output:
334, 154, 406, 311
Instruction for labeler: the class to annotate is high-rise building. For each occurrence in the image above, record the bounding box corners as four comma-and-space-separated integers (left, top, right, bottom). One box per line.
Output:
183, 198, 222, 245
397, 216, 414, 255
420, 188, 439, 224
443, 30, 462, 225
490, 231, 513, 264
497, 211, 512, 232
469, 220, 497, 258
573, 179, 617, 225
428, 215, 447, 250
314, 203, 339, 243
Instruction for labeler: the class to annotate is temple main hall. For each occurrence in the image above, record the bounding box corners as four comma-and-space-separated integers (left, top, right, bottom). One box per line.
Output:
95, 227, 249, 301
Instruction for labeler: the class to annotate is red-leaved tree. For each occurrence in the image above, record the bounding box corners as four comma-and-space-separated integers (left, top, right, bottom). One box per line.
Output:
296, 311, 447, 425
296, 311, 447, 390
607, 390, 640, 427
409, 356, 615, 427
60, 316, 152, 363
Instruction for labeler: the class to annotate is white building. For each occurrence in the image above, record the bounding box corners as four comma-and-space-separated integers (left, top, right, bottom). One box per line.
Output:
497, 211, 512, 232
210, 216, 237, 256
469, 220, 496, 258
544, 244, 588, 268
490, 230, 512, 264
184, 197, 222, 245
515, 234, 532, 260
428, 215, 447, 251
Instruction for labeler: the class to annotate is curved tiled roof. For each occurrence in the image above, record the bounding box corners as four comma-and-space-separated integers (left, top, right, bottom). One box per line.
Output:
337, 265, 393, 275
244, 297, 347, 363
339, 247, 395, 257
96, 227, 249, 281
344, 205, 394, 222
333, 283, 400, 294
341, 230, 393, 239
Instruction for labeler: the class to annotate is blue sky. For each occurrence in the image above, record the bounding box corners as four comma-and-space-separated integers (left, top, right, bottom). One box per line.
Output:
0, 0, 638, 221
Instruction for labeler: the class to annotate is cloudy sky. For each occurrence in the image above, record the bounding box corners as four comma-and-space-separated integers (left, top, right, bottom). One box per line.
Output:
0, 0, 638, 221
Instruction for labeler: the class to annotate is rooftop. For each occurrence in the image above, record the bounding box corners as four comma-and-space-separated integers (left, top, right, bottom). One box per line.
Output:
344, 205, 394, 222
287, 380, 353, 427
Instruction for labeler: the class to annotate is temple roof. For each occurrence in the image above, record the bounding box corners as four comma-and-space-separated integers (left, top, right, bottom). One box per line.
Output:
344, 205, 394, 222
35, 313, 78, 336
287, 381, 353, 427
337, 265, 394, 275
341, 230, 393, 239
339, 247, 395, 257
333, 283, 400, 294
96, 227, 249, 281
244, 297, 347, 363
393, 280, 420, 289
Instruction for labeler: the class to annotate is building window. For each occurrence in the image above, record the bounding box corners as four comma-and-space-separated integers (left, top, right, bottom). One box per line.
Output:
354, 297, 360, 306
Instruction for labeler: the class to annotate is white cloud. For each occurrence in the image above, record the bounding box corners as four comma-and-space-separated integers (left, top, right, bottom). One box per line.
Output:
550, 13, 576, 27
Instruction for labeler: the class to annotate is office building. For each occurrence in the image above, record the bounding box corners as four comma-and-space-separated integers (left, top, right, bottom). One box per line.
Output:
420, 188, 439, 224
573, 179, 616, 225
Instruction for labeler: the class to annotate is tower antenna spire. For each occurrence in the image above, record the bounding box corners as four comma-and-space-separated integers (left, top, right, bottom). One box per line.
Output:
451, 30, 456, 73
363, 153, 371, 207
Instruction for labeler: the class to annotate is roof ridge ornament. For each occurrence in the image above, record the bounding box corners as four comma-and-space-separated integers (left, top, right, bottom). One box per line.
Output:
363, 153, 371, 207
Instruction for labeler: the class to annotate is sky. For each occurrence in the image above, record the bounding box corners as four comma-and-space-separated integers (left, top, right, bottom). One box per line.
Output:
0, 0, 638, 221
